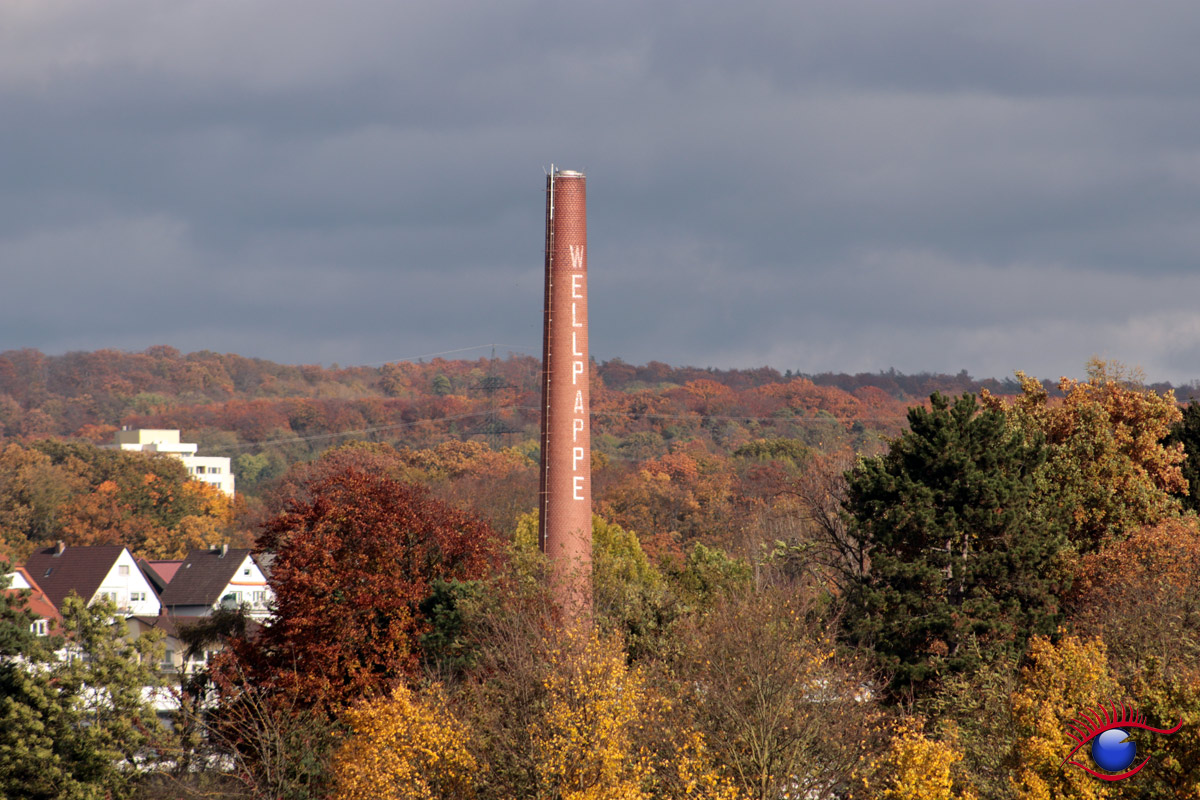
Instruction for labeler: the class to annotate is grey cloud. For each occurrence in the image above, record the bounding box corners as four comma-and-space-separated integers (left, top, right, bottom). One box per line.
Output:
2, 0, 1200, 383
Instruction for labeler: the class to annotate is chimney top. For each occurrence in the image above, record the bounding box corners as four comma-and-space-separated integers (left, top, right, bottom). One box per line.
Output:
54, 540, 65, 556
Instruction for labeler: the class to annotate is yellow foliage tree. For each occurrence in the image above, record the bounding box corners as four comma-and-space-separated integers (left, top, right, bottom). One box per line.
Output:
529, 629, 744, 800
1009, 635, 1121, 800
136, 480, 235, 558
862, 719, 975, 800
664, 729, 747, 800
512, 512, 671, 658
331, 683, 478, 800
530, 630, 650, 800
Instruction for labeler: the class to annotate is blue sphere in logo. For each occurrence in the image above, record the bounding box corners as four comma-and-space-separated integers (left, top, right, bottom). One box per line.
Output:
1092, 728, 1137, 772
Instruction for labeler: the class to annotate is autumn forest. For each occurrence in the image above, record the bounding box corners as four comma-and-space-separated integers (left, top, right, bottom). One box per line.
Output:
3, 347, 1200, 800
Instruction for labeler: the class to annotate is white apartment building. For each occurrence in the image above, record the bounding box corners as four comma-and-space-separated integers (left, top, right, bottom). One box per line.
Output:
113, 428, 235, 497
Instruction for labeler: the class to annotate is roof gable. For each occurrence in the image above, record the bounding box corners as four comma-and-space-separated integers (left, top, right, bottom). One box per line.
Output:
7, 569, 32, 590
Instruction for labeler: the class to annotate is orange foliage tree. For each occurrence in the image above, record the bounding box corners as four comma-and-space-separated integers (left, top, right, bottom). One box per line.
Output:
0, 440, 233, 560
1069, 516, 1200, 681
222, 465, 500, 709
985, 360, 1186, 551
597, 449, 736, 560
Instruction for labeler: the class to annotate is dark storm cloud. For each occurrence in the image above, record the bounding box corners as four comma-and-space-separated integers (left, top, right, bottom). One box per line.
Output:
2, 0, 1200, 382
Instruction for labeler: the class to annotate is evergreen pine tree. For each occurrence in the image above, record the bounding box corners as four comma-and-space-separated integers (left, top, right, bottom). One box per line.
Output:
0, 565, 39, 659
845, 393, 1069, 700
0, 594, 165, 800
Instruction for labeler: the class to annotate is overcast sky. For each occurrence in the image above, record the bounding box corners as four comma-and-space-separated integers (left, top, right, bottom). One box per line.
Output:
3, 1, 1200, 384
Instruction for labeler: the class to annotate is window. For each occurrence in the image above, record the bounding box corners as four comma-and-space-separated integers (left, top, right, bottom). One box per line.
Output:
243, 567, 251, 576
130, 592, 146, 602
211, 467, 221, 474
31, 620, 47, 636
252, 591, 266, 606
118, 565, 130, 576
194, 466, 206, 474
162, 649, 175, 669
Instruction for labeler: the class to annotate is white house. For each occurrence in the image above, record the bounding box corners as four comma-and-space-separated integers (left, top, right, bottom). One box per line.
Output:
23, 543, 162, 617
113, 428, 235, 497
159, 545, 272, 619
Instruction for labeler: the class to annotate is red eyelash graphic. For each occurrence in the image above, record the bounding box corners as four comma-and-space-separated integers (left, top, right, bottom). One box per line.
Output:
1059, 700, 1183, 781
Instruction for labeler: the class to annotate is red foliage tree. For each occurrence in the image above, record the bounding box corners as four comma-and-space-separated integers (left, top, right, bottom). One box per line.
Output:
224, 466, 499, 709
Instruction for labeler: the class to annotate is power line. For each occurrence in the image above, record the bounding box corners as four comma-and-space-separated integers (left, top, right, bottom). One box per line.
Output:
205, 410, 505, 454
356, 343, 538, 368
589, 410, 885, 423
468, 346, 521, 447
204, 405, 903, 455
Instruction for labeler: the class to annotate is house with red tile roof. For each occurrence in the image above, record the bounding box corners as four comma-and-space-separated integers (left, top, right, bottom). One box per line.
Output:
23, 543, 162, 617
5, 566, 63, 637
138, 559, 182, 596
146, 560, 183, 584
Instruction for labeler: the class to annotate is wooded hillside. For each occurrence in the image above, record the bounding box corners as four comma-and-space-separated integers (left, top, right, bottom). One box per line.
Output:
6, 349, 1200, 800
